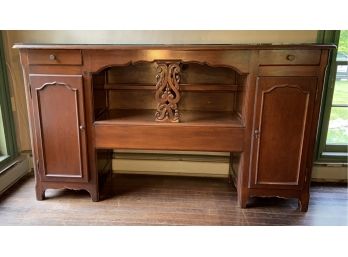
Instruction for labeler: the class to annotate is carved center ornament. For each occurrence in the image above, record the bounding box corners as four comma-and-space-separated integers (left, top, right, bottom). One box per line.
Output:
155, 61, 181, 122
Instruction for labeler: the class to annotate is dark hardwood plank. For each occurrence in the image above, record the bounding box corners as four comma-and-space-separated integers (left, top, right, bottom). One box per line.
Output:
0, 174, 346, 225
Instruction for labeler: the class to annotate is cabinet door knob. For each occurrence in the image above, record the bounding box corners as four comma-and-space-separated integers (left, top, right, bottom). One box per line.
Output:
286, 54, 296, 61
79, 125, 85, 130
254, 129, 260, 139
49, 54, 56, 61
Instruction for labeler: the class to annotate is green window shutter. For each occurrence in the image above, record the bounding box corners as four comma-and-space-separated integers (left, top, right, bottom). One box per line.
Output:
316, 30, 347, 162
0, 31, 18, 168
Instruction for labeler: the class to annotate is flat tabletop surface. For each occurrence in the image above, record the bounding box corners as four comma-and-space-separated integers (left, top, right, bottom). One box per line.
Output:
13, 43, 335, 50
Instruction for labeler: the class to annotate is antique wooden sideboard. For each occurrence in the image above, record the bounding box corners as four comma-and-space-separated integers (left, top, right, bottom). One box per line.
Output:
14, 44, 333, 211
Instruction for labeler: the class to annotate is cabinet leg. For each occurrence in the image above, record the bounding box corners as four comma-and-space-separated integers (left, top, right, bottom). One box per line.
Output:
35, 184, 45, 201
238, 192, 249, 209
88, 189, 100, 202
298, 193, 309, 212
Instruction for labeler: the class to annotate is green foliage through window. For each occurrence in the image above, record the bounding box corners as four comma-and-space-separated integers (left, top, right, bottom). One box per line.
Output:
338, 30, 348, 55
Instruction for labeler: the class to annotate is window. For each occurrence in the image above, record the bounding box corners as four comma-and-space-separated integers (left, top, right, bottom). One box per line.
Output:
0, 32, 17, 169
317, 30, 348, 162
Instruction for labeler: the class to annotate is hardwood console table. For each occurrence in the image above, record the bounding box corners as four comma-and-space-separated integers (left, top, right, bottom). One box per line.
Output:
14, 44, 333, 211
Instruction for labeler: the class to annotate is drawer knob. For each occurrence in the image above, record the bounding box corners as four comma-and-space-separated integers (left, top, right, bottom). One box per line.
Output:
79, 125, 85, 131
49, 54, 56, 61
286, 54, 296, 61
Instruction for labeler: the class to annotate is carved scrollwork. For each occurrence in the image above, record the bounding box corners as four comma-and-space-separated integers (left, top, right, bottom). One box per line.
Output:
155, 61, 181, 122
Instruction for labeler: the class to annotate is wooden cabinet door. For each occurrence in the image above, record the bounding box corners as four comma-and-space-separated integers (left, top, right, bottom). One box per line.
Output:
250, 77, 317, 189
29, 75, 88, 182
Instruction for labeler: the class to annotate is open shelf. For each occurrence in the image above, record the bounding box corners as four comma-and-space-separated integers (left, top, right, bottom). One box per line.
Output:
101, 83, 242, 92
94, 109, 243, 127
92, 61, 247, 151
94, 111, 245, 152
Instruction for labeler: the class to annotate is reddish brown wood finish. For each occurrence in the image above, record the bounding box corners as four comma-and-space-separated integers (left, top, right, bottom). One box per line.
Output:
18, 51, 99, 202
259, 50, 321, 65
15, 44, 333, 212
29, 75, 88, 181
258, 66, 321, 77
13, 44, 333, 50
94, 124, 244, 152
299, 49, 331, 212
155, 62, 181, 122
104, 83, 242, 92
250, 77, 317, 189
27, 49, 82, 65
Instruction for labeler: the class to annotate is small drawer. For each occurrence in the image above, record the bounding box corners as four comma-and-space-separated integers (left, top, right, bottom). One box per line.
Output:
259, 50, 321, 65
28, 50, 82, 65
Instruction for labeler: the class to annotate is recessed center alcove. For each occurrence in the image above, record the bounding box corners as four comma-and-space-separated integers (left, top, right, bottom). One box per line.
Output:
91, 60, 248, 186
92, 61, 247, 128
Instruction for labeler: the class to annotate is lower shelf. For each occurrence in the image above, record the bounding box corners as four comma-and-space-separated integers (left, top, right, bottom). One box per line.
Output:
94, 109, 245, 151
95, 109, 243, 127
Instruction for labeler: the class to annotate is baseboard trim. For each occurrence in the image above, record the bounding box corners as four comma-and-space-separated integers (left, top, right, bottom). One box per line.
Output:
113, 170, 227, 178
312, 165, 347, 183
112, 152, 230, 178
0, 153, 31, 195
112, 152, 347, 182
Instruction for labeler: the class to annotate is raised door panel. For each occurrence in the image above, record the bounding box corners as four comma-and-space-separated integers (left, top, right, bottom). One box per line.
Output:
29, 74, 88, 182
250, 77, 317, 189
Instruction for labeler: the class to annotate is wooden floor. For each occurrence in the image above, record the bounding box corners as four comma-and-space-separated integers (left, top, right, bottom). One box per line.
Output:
0, 174, 347, 225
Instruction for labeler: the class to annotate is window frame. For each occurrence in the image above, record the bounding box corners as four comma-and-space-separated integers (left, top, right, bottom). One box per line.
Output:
0, 32, 18, 169
316, 30, 348, 163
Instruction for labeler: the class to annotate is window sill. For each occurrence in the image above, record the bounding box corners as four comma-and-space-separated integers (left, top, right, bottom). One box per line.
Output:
314, 161, 347, 167
0, 155, 9, 163
316, 151, 348, 164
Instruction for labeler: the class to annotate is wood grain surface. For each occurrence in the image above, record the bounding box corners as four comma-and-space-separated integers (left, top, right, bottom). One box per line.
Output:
0, 174, 346, 225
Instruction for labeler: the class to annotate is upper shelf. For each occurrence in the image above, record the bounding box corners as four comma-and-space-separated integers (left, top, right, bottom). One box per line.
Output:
102, 83, 242, 92
12, 43, 336, 50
